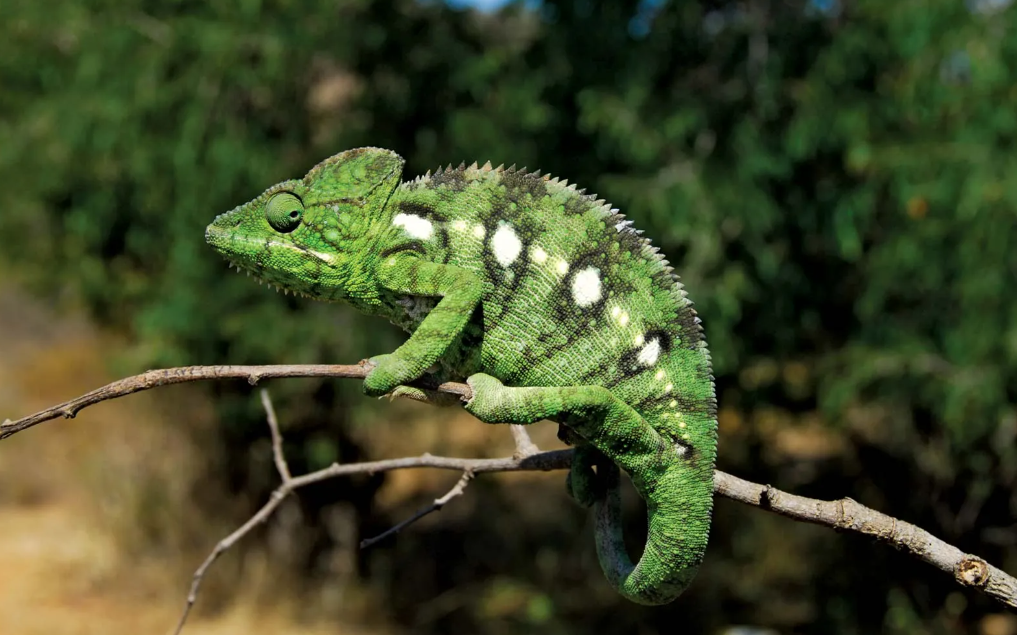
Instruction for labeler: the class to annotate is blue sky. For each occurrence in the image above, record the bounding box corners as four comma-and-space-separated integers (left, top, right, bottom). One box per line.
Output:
445, 0, 516, 9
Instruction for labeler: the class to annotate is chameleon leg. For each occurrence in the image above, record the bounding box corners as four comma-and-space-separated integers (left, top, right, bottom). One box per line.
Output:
364, 255, 483, 397
464, 373, 710, 605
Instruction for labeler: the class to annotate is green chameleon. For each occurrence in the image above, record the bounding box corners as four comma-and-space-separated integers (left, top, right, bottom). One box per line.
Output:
205, 147, 717, 605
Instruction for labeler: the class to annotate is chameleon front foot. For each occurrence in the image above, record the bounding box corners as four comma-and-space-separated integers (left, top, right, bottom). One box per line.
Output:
362, 353, 415, 397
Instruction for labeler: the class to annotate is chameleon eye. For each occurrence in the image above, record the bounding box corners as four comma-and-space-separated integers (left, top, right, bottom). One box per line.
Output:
265, 193, 304, 233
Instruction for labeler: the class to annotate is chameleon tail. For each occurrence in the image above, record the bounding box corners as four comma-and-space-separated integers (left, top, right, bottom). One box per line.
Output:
591, 459, 712, 605
461, 374, 713, 605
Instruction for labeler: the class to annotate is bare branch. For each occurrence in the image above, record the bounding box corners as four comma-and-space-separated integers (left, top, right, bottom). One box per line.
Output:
712, 472, 1017, 608
510, 425, 539, 458
3, 363, 1015, 614
171, 449, 570, 633
173, 488, 290, 635
0, 363, 471, 440
259, 389, 291, 483
360, 471, 475, 549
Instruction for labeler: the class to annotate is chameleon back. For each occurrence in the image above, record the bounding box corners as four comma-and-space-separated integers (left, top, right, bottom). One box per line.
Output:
384, 163, 717, 474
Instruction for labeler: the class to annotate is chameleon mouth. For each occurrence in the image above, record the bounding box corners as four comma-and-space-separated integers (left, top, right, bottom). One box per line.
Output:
205, 225, 313, 298
218, 259, 315, 298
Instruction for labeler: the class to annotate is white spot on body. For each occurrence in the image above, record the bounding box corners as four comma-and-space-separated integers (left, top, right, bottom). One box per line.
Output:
610, 305, 631, 326
555, 259, 569, 276
392, 213, 433, 240
634, 334, 645, 347
571, 266, 602, 307
636, 338, 661, 366
655, 369, 666, 380
452, 220, 468, 231
664, 383, 674, 393
531, 246, 548, 263
492, 223, 522, 266
675, 443, 688, 457
473, 224, 486, 239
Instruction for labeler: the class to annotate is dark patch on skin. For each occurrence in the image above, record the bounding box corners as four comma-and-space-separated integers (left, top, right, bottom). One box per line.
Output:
609, 213, 650, 257
380, 240, 427, 259
577, 360, 622, 388
398, 201, 448, 224
500, 169, 548, 204
601, 330, 671, 391
532, 255, 615, 383
671, 437, 696, 464
635, 390, 697, 416
433, 312, 485, 379
614, 329, 673, 380
643, 329, 673, 354
428, 167, 468, 193
534, 328, 572, 364
675, 303, 706, 351
563, 190, 591, 216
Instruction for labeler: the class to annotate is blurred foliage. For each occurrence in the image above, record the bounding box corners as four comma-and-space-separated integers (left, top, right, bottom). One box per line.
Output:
2, 0, 1017, 633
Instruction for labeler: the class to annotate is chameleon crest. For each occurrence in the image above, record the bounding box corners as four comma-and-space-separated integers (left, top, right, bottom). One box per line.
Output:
207, 147, 718, 605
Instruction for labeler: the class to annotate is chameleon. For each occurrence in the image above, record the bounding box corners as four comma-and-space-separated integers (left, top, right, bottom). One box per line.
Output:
205, 147, 717, 605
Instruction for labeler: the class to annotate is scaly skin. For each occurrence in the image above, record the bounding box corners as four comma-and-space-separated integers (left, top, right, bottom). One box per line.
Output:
205, 147, 717, 605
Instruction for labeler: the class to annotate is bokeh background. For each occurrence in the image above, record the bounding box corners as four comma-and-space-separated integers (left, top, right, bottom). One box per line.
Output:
2, 0, 1017, 633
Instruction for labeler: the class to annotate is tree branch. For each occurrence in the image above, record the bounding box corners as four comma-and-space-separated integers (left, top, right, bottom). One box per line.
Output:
0, 363, 470, 441
713, 474, 1017, 605
2, 363, 1014, 621
359, 470, 475, 549
259, 389, 292, 483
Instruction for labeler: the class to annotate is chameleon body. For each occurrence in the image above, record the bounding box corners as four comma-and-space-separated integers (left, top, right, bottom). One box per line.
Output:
205, 148, 717, 605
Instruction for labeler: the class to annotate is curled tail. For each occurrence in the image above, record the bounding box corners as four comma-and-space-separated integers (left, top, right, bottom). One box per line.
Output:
590, 457, 713, 605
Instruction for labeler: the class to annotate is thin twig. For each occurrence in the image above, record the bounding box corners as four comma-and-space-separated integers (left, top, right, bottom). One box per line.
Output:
259, 389, 291, 483
173, 488, 290, 635
360, 471, 475, 549
3, 362, 1015, 613
510, 425, 539, 458
172, 451, 568, 633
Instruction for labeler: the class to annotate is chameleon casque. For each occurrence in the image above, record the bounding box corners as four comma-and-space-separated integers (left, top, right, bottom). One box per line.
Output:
205, 147, 717, 605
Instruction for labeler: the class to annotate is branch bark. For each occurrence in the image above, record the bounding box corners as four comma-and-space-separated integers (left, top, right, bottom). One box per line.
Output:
2, 363, 1014, 620
0, 363, 469, 441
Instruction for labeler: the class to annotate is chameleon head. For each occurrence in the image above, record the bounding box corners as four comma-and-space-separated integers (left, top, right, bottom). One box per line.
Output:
205, 147, 405, 302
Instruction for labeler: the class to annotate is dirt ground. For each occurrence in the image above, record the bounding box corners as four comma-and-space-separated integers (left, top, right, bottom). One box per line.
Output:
0, 283, 384, 635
